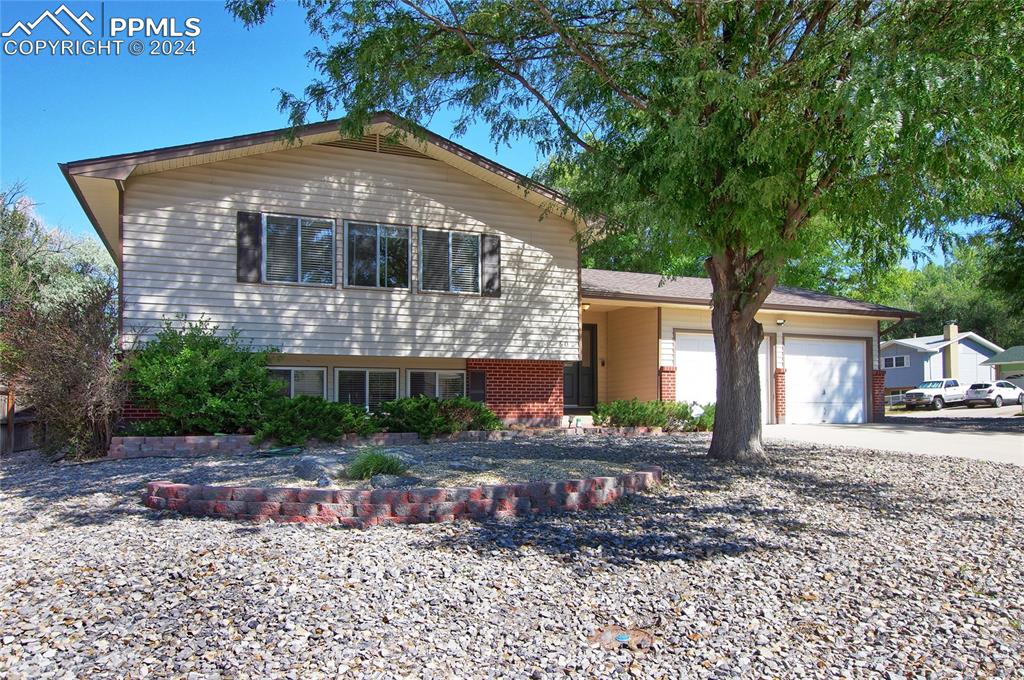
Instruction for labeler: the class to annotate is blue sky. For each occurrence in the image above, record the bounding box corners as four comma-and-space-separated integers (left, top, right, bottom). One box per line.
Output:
1, 0, 970, 261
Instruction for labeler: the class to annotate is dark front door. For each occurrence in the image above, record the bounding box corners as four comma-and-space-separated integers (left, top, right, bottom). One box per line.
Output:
564, 324, 597, 408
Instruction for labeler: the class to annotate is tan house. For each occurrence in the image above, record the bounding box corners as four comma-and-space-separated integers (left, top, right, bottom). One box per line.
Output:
61, 113, 909, 426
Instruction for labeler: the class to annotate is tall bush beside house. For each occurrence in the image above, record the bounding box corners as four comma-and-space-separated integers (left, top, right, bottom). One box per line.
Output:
1, 186, 123, 459
128, 317, 282, 436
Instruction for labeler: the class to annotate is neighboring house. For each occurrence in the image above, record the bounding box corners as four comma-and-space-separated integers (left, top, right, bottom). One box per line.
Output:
1, 386, 38, 454
981, 346, 1024, 389
880, 324, 1003, 402
61, 113, 911, 426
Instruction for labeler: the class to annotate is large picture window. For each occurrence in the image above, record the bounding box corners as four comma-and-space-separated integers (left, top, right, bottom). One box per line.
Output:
408, 370, 466, 399
345, 222, 410, 288
268, 367, 327, 399
336, 369, 399, 409
263, 214, 335, 285
419, 229, 480, 293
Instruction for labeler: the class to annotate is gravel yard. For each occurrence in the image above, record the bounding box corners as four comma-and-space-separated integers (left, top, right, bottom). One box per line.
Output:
2, 434, 1022, 679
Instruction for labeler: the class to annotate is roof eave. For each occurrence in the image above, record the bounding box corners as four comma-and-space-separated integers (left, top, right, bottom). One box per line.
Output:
582, 290, 913, 319
59, 162, 117, 261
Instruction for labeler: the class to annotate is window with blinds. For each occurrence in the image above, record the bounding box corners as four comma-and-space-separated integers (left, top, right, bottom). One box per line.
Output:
419, 229, 480, 293
335, 369, 399, 410
408, 370, 467, 399
345, 223, 410, 288
263, 214, 335, 285
267, 367, 326, 399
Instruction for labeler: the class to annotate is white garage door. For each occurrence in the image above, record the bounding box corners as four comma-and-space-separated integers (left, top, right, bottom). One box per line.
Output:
675, 333, 771, 424
786, 337, 865, 424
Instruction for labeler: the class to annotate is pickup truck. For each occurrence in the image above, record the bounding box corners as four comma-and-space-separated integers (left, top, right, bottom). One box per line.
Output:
903, 379, 966, 410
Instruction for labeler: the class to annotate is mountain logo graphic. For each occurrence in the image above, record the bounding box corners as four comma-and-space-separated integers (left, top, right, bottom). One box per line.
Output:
2, 4, 95, 37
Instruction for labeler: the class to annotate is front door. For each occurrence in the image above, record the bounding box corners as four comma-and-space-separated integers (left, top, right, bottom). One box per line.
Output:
564, 324, 597, 408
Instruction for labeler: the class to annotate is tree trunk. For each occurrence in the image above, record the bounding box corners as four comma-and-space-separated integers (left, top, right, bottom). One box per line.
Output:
705, 256, 771, 464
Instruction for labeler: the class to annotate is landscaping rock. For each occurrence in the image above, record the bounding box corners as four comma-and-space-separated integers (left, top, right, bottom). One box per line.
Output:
369, 474, 422, 489
448, 458, 494, 472
2, 435, 1022, 679
292, 456, 327, 481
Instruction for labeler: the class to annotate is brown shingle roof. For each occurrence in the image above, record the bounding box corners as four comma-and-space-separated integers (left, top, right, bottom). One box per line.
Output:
581, 268, 912, 318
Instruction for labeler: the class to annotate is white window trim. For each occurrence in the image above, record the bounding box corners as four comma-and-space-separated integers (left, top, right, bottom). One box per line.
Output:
261, 213, 337, 287
334, 368, 400, 410
418, 228, 482, 295
406, 369, 468, 398
883, 355, 909, 369
342, 221, 412, 290
269, 366, 328, 399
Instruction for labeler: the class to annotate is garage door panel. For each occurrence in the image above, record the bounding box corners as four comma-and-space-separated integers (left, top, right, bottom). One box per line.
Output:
786, 337, 866, 424
675, 333, 771, 424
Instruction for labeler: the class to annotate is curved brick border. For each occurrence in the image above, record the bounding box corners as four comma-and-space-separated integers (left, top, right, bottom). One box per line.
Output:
142, 466, 663, 528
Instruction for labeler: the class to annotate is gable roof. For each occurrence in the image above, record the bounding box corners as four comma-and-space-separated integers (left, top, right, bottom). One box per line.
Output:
581, 268, 912, 318
881, 332, 1004, 354
981, 345, 1024, 366
60, 112, 574, 259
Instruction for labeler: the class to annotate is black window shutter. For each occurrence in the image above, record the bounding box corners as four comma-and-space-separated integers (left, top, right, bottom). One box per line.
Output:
481, 234, 501, 297
237, 211, 263, 283
467, 370, 487, 403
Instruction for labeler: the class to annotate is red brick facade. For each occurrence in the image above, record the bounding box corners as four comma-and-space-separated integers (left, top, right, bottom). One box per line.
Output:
121, 399, 161, 422
773, 368, 786, 423
466, 358, 564, 425
657, 366, 676, 402
871, 369, 886, 422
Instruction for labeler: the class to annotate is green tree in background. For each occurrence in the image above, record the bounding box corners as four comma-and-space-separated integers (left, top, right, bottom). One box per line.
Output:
231, 0, 1024, 462
875, 239, 1024, 349
981, 202, 1024, 319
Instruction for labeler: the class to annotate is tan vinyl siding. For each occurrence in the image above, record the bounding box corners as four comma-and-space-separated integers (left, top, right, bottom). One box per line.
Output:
605, 306, 659, 401
581, 309, 608, 404
121, 143, 579, 360
658, 306, 880, 370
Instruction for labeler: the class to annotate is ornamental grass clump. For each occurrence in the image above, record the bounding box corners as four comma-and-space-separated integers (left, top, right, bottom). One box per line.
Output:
345, 447, 407, 479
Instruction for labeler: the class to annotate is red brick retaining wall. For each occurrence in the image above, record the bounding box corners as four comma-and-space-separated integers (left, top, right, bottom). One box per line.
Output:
142, 465, 664, 528
466, 359, 563, 425
109, 428, 678, 459
109, 435, 256, 459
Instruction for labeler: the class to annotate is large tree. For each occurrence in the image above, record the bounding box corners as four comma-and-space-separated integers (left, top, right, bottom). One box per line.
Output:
231, 0, 1023, 462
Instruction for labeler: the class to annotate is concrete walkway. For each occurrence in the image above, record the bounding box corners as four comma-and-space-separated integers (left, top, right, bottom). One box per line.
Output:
765, 422, 1024, 466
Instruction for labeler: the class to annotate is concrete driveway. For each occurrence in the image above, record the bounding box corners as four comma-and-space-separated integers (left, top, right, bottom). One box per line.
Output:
765, 420, 1024, 466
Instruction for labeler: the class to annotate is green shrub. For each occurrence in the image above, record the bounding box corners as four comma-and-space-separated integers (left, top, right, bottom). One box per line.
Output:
374, 395, 502, 440
345, 447, 408, 479
691, 403, 716, 431
591, 399, 716, 432
253, 396, 378, 445
127, 316, 282, 436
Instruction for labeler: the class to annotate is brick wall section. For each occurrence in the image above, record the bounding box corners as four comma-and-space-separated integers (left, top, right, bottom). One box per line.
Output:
110, 435, 256, 459
871, 369, 886, 422
142, 465, 663, 527
466, 359, 564, 425
773, 368, 786, 423
121, 399, 161, 422
109, 428, 686, 459
658, 366, 676, 402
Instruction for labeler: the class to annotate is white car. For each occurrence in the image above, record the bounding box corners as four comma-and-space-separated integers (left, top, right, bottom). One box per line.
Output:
965, 381, 1024, 408
903, 379, 966, 410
